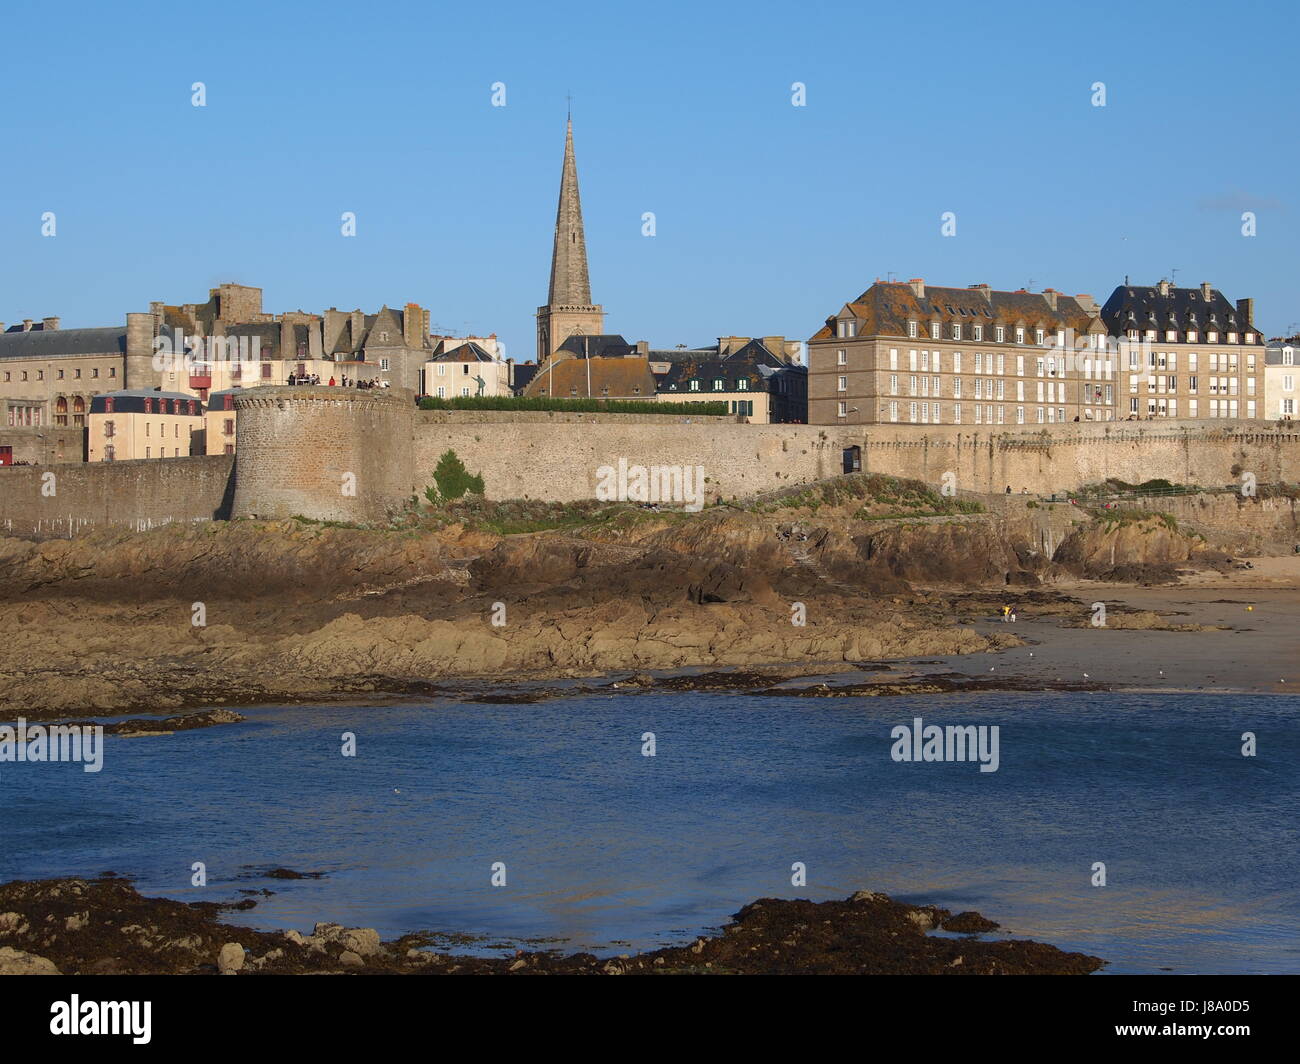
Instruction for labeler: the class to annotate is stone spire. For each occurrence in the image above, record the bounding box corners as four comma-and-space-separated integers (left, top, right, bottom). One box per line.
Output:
547, 118, 592, 307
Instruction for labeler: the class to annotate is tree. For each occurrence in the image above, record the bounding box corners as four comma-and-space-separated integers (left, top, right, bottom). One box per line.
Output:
428, 449, 485, 504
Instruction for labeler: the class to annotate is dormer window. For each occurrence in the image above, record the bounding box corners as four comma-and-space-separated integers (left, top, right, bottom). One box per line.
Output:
713, 378, 725, 390
689, 379, 700, 391
1015, 327, 1025, 344
951, 323, 961, 340
1166, 330, 1178, 343
1034, 328, 1045, 345
1227, 332, 1238, 344
973, 325, 983, 341
995, 325, 1005, 343
907, 320, 918, 339
1208, 331, 1218, 343
737, 378, 749, 391
1187, 330, 1197, 343
837, 319, 856, 338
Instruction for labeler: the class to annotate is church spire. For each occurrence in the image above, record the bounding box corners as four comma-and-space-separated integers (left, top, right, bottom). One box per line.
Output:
547, 117, 592, 307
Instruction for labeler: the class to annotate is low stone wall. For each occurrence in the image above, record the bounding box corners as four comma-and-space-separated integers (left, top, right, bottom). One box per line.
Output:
0, 455, 234, 537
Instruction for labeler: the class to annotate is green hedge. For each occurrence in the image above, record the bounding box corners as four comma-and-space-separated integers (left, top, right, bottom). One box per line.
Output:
418, 394, 729, 416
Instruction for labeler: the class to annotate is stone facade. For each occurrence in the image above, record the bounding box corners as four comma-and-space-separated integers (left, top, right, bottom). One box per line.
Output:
536, 119, 604, 361
230, 388, 414, 523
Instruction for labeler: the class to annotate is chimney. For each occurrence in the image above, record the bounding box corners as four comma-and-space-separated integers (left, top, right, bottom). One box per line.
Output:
22, 319, 33, 331
908, 278, 925, 298
1201, 282, 1213, 300
1075, 293, 1098, 313
968, 283, 993, 301
1042, 288, 1058, 311
41, 316, 60, 331
1237, 298, 1254, 326
1158, 279, 1171, 297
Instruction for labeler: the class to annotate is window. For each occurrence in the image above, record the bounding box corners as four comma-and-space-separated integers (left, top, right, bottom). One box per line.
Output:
837, 349, 847, 365
1015, 327, 1025, 344
1034, 329, 1044, 345
907, 321, 918, 339
838, 320, 856, 338
951, 324, 961, 340
380, 358, 391, 371
888, 401, 898, 422
889, 348, 899, 370
104, 420, 115, 438
995, 326, 1005, 343
973, 325, 983, 341
837, 401, 847, 418
736, 378, 748, 391
889, 374, 898, 395
689, 380, 700, 391
837, 376, 847, 392
714, 378, 726, 391
930, 322, 940, 339
953, 352, 962, 374
223, 418, 235, 436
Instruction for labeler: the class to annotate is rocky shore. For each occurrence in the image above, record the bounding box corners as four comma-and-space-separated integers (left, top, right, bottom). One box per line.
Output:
0, 876, 1105, 976
4, 479, 1286, 720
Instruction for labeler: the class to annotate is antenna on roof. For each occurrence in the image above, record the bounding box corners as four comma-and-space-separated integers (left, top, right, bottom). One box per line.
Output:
1170, 268, 1179, 285
1027, 278, 1035, 292
886, 272, 896, 283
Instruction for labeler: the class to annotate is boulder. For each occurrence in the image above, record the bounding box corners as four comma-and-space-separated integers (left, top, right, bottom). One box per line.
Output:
217, 942, 245, 975
0, 947, 60, 975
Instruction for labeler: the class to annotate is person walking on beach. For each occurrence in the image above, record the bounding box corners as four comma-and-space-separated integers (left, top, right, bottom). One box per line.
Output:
1001, 605, 1011, 623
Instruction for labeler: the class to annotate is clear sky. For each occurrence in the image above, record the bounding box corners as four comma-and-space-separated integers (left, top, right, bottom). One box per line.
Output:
3, 0, 1297, 356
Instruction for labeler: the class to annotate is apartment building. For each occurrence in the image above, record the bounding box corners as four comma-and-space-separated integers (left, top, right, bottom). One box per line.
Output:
87, 390, 204, 462
1264, 339, 1297, 421
1100, 281, 1266, 420
808, 279, 1113, 426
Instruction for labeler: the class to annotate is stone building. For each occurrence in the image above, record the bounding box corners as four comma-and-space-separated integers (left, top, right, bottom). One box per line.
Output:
422, 342, 512, 399
652, 337, 807, 422
809, 279, 1111, 426
1, 284, 458, 462
1099, 281, 1266, 420
87, 390, 204, 462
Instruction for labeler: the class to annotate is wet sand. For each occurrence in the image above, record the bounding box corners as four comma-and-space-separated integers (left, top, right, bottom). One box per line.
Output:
933, 565, 1300, 694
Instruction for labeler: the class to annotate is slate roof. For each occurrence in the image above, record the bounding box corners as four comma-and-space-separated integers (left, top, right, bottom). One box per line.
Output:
431, 342, 497, 363
656, 339, 801, 393
811, 282, 1099, 341
89, 389, 202, 415
0, 326, 126, 360
555, 334, 635, 359
1100, 284, 1264, 340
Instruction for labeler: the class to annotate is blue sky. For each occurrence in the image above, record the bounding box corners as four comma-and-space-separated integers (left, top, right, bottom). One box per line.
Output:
3, 0, 1297, 356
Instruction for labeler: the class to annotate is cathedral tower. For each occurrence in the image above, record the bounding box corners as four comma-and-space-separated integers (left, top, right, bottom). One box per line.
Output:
536, 118, 604, 362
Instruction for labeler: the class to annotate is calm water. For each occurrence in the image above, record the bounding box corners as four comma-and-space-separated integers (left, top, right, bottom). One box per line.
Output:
2, 691, 1297, 973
